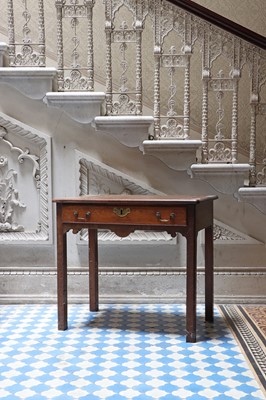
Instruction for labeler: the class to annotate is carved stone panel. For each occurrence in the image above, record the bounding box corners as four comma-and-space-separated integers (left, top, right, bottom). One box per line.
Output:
0, 112, 52, 242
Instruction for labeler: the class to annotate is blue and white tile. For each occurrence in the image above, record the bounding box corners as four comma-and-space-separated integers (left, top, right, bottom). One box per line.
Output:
0, 304, 264, 399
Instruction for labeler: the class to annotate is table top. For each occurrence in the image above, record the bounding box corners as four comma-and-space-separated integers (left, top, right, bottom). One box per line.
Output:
53, 194, 218, 205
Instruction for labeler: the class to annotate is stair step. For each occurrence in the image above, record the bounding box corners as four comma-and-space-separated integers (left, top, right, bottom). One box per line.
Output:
190, 163, 250, 194
94, 115, 154, 148
143, 139, 202, 171
44, 92, 105, 124
239, 187, 266, 214
0, 67, 57, 99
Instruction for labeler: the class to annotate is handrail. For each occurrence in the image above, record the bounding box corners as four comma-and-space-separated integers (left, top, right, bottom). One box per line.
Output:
166, 0, 266, 51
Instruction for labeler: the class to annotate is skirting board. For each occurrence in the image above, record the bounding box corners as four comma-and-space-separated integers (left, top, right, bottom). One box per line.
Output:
0, 294, 266, 305
0, 266, 265, 304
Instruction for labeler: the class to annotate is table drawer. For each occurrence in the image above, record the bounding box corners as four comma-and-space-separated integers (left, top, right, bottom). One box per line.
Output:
61, 204, 187, 226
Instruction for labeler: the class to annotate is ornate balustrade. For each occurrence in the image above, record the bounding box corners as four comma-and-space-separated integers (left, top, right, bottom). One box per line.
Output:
7, 0, 46, 66
1, 0, 266, 187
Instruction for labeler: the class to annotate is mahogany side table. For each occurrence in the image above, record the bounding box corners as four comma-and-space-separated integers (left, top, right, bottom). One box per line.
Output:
53, 194, 217, 342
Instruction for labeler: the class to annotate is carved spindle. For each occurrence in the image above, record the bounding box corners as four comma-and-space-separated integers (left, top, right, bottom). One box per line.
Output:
38, 0, 45, 66
7, 0, 16, 66
153, 55, 161, 140
201, 79, 209, 163
55, 0, 65, 91
152, 0, 161, 139
135, 28, 143, 115
231, 79, 239, 163
105, 0, 113, 115
87, 1, 95, 91
183, 59, 190, 139
249, 104, 257, 186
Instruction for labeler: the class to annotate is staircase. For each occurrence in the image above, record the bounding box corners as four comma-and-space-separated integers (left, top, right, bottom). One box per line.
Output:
0, 0, 265, 304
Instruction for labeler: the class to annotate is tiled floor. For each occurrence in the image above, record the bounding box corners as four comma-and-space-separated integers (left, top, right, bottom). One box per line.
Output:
0, 304, 265, 399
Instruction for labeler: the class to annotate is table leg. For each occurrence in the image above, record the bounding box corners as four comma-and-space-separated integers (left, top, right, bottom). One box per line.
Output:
186, 233, 197, 343
205, 225, 214, 322
57, 228, 68, 330
89, 229, 99, 311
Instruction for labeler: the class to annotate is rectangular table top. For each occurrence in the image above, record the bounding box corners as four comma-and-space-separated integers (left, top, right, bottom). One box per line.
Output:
53, 194, 218, 205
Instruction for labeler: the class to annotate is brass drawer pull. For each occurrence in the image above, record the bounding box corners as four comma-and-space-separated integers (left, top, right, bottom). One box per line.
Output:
156, 211, 176, 223
73, 211, 91, 221
113, 207, 131, 217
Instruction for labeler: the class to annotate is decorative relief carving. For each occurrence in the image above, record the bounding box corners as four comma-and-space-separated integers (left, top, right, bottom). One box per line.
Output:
63, 4, 88, 18
0, 113, 51, 242
0, 126, 40, 185
208, 142, 231, 163
160, 118, 184, 139
213, 223, 243, 241
79, 155, 155, 197
257, 159, 266, 185
0, 155, 26, 232
0, 267, 264, 277
112, 94, 137, 115
211, 220, 261, 244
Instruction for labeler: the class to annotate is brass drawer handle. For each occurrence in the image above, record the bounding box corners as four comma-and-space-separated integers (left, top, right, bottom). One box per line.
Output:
113, 207, 131, 217
73, 211, 91, 221
156, 211, 176, 223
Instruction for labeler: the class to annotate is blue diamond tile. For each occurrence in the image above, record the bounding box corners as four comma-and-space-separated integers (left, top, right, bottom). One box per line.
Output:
0, 304, 264, 399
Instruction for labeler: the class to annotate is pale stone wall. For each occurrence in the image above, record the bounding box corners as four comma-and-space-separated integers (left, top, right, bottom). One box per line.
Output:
193, 0, 266, 36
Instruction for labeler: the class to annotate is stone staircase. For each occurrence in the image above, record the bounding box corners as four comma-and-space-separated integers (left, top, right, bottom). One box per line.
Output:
0, 1, 265, 303
0, 42, 262, 203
